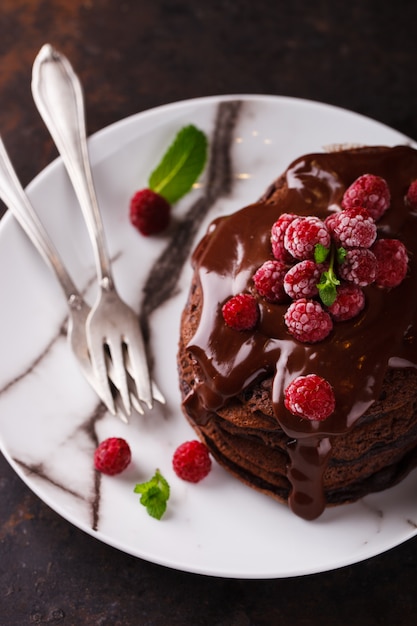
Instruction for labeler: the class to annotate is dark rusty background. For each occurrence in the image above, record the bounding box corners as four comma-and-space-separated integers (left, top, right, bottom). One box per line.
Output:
1, 1, 417, 624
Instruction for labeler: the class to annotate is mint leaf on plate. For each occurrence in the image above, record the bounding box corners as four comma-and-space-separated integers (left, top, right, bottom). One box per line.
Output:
134, 469, 170, 520
148, 125, 208, 204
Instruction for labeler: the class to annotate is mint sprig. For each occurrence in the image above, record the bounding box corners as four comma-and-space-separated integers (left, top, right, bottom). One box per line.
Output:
315, 243, 346, 307
134, 469, 170, 520
148, 125, 208, 204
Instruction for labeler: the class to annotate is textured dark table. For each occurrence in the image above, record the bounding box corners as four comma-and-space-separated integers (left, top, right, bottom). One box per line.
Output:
1, 1, 417, 624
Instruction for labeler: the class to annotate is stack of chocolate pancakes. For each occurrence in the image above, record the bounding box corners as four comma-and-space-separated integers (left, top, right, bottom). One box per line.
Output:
177, 145, 417, 520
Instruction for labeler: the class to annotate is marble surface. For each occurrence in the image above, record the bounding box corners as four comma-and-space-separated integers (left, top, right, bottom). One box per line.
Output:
2, 0, 417, 623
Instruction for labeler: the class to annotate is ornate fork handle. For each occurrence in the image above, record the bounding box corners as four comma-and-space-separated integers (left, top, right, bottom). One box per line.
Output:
31, 44, 113, 291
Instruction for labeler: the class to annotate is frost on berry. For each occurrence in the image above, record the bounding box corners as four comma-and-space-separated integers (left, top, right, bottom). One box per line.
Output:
338, 248, 377, 286
172, 440, 212, 483
284, 374, 335, 421
342, 174, 390, 221
372, 238, 409, 288
284, 298, 333, 343
331, 207, 377, 249
284, 260, 322, 299
324, 212, 339, 233
327, 283, 365, 321
284, 216, 331, 260
222, 293, 259, 331
271, 213, 297, 262
253, 260, 288, 302
406, 180, 417, 210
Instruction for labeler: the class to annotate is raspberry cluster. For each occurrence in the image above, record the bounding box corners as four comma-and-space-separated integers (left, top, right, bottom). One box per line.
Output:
220, 173, 415, 421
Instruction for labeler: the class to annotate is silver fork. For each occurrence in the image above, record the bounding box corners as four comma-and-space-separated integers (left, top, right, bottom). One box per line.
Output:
0, 135, 146, 421
31, 44, 158, 416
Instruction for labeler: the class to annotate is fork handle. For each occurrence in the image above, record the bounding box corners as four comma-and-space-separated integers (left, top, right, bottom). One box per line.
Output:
0, 135, 81, 307
31, 44, 114, 291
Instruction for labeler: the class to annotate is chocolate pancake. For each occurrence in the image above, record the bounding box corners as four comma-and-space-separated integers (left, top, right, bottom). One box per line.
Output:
177, 145, 417, 520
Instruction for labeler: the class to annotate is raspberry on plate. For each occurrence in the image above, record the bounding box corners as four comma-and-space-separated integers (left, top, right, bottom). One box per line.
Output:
94, 437, 132, 475
130, 188, 171, 236
253, 259, 288, 302
222, 293, 259, 331
284, 216, 330, 260
284, 298, 333, 343
372, 238, 409, 288
330, 207, 377, 249
172, 440, 212, 483
342, 173, 390, 221
284, 374, 335, 421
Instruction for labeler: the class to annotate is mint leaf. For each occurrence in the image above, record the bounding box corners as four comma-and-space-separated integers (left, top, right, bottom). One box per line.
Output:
337, 246, 347, 264
134, 469, 170, 520
314, 243, 330, 264
317, 271, 339, 306
317, 245, 340, 306
148, 125, 208, 204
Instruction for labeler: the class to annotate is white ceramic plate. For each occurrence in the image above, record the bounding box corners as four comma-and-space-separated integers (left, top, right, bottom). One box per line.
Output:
1, 95, 417, 579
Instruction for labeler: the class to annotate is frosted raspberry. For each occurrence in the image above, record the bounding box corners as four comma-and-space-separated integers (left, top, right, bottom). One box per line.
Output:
129, 188, 171, 236
284, 216, 331, 260
327, 283, 365, 321
342, 174, 390, 221
406, 180, 417, 209
271, 213, 297, 262
283, 260, 322, 299
222, 293, 259, 330
94, 438, 131, 475
372, 239, 408, 288
284, 374, 335, 421
172, 440, 212, 483
284, 298, 333, 343
338, 248, 377, 286
331, 207, 377, 248
253, 260, 288, 303
324, 212, 339, 233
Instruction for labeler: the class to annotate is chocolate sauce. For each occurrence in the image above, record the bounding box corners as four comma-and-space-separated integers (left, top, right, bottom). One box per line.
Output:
184, 146, 417, 520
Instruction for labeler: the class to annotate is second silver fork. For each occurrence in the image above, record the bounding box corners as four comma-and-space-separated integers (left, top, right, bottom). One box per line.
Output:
31, 44, 160, 416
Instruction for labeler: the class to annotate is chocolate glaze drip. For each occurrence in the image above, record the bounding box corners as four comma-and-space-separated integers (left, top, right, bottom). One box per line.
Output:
184, 145, 417, 520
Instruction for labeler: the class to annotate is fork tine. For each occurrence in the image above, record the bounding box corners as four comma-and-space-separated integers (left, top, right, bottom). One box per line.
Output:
124, 339, 153, 409
107, 338, 132, 415
87, 333, 117, 416
105, 351, 145, 416
151, 381, 166, 405
109, 374, 148, 421
122, 345, 165, 407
